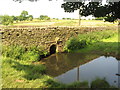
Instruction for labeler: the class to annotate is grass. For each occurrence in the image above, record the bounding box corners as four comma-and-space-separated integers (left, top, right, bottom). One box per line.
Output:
77, 34, 118, 55
1, 56, 89, 88
2, 45, 48, 61
1, 45, 89, 88
2, 56, 114, 88
53, 20, 118, 27
0, 19, 118, 27
64, 29, 117, 53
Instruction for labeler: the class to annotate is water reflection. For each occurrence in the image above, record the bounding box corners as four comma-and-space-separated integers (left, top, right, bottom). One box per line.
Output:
118, 60, 120, 88
41, 53, 119, 87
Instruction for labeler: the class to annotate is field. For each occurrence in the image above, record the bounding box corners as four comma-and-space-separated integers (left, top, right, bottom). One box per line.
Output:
0, 19, 118, 28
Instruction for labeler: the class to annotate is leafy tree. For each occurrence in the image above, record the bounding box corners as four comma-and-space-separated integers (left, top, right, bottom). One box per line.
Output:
1, 15, 13, 26
13, 0, 39, 3
61, 2, 85, 25
11, 16, 19, 22
39, 15, 50, 20
28, 15, 33, 21
61, 1, 120, 23
20, 10, 29, 21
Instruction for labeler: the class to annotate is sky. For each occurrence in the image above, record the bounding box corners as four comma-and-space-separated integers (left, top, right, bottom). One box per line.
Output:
0, 0, 79, 19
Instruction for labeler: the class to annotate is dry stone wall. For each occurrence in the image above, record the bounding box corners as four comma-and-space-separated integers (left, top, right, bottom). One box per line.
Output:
0, 26, 117, 52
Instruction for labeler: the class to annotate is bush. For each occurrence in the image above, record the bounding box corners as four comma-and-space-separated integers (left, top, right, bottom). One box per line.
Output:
2, 45, 25, 60
91, 78, 110, 88
1, 15, 13, 25
21, 51, 40, 61
39, 15, 50, 20
2, 45, 48, 61
64, 37, 87, 52
64, 30, 116, 52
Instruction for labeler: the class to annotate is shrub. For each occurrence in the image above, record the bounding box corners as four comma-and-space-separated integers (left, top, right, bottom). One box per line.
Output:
64, 37, 87, 52
91, 78, 110, 88
2, 45, 48, 61
1, 15, 13, 25
2, 45, 25, 60
21, 51, 40, 61
64, 30, 116, 52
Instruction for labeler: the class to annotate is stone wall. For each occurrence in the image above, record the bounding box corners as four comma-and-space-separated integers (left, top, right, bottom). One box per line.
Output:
0, 26, 117, 52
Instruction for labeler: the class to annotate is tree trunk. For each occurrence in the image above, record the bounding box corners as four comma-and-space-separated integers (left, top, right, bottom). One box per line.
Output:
79, 9, 81, 26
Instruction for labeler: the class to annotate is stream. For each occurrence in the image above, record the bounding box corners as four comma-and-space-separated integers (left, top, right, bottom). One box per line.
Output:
41, 53, 120, 88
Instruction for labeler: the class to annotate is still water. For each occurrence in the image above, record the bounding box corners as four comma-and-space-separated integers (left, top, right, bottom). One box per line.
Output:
41, 53, 120, 87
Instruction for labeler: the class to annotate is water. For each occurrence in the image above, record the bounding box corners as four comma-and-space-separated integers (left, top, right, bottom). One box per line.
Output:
41, 53, 120, 88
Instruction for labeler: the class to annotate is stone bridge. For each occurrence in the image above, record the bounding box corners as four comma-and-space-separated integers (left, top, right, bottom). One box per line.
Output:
1, 26, 116, 53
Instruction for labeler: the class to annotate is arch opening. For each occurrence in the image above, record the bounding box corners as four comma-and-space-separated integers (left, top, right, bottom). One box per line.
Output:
50, 44, 56, 55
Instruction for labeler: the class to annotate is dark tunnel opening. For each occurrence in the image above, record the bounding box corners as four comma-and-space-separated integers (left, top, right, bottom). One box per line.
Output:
50, 45, 56, 55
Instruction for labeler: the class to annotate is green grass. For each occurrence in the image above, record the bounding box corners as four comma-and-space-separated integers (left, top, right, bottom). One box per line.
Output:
2, 45, 48, 61
2, 57, 116, 88
64, 29, 117, 53
1, 45, 89, 88
77, 34, 118, 54
2, 56, 89, 88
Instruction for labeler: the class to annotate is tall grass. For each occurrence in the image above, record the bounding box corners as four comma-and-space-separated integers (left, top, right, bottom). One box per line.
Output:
64, 30, 117, 52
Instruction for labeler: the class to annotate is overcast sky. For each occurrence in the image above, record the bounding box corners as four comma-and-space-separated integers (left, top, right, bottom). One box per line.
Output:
0, 0, 79, 19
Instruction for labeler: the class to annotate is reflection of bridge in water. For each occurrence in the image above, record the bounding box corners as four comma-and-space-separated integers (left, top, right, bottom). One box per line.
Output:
41, 52, 100, 77
76, 57, 120, 88
117, 61, 120, 88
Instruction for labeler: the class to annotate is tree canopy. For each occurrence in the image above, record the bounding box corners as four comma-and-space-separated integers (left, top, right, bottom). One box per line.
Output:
0, 15, 13, 26
61, 1, 120, 22
39, 15, 50, 20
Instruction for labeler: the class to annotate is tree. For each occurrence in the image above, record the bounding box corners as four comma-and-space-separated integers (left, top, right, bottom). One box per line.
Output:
61, 1, 120, 23
11, 15, 19, 22
61, 2, 85, 25
28, 15, 33, 21
13, 0, 39, 3
20, 10, 29, 21
39, 15, 50, 20
1, 15, 13, 26
13, 0, 120, 23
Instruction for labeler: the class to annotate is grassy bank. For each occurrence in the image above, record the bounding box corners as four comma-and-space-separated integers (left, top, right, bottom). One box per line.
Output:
2, 45, 89, 88
64, 29, 118, 55
78, 34, 118, 54
2, 45, 117, 88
